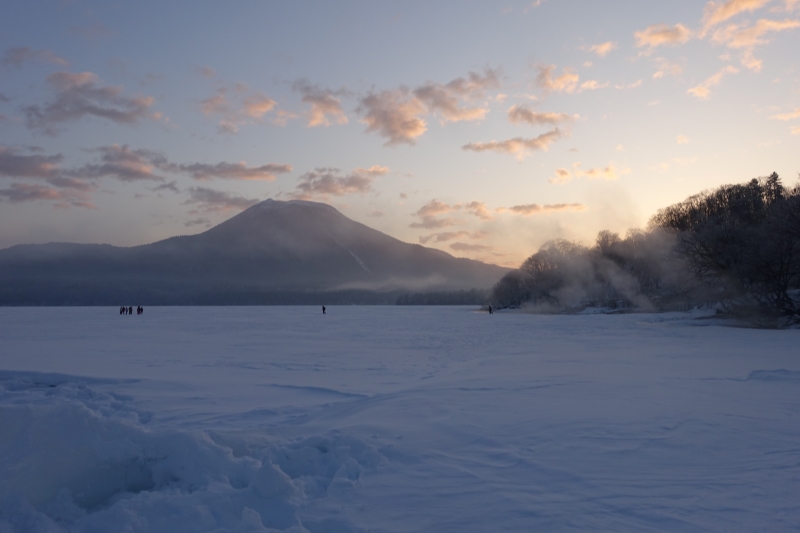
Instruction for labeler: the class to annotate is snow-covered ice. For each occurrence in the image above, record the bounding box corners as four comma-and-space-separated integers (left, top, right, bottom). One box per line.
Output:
0, 306, 798, 532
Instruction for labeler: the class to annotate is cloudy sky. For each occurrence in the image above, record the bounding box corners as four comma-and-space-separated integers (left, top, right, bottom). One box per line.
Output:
1, 0, 798, 266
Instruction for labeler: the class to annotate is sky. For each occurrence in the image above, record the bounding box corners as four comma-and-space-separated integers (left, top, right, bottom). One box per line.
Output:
1, 0, 799, 267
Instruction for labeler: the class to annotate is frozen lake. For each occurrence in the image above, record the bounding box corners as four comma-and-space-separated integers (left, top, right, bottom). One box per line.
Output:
1, 306, 798, 532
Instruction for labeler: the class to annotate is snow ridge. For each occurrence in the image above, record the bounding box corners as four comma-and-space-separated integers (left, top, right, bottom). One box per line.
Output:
0, 372, 382, 533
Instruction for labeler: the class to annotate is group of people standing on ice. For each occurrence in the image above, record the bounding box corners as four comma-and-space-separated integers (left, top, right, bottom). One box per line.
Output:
120, 306, 143, 315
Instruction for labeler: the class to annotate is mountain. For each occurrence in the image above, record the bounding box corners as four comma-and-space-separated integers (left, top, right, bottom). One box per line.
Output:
0, 199, 510, 305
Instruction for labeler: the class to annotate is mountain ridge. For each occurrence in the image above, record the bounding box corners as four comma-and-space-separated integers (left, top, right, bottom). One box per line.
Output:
0, 199, 509, 305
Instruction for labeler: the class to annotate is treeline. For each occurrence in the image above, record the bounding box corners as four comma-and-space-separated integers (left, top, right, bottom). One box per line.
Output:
490, 173, 800, 325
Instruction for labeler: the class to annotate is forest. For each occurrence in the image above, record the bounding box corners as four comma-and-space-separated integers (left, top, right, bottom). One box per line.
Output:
489, 173, 800, 326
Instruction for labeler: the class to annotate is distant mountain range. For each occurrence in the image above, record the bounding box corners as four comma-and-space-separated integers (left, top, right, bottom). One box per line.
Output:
0, 199, 509, 305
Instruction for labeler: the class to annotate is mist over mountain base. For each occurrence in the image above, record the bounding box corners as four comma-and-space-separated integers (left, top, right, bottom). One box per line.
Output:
1, 307, 798, 532
0, 200, 508, 306
0, 284, 490, 306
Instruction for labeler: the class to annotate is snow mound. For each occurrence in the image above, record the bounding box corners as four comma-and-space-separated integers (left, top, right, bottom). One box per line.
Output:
0, 373, 380, 533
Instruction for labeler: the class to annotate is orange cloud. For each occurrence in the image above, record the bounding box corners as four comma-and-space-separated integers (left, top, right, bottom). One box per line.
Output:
414, 69, 499, 122
550, 168, 572, 184
415, 199, 458, 218
502, 203, 587, 215
586, 41, 618, 57
465, 201, 493, 220
701, 0, 771, 34
200, 83, 277, 133
652, 57, 684, 79
294, 81, 349, 127
359, 69, 500, 144
615, 80, 643, 90
549, 162, 630, 184
508, 105, 574, 126
739, 50, 763, 71
635, 23, 693, 50
687, 65, 739, 99
579, 80, 609, 91
536, 65, 580, 93
462, 129, 564, 159
706, 16, 799, 71
711, 18, 800, 48
242, 94, 277, 118
410, 199, 462, 229
413, 84, 488, 122
771, 108, 800, 120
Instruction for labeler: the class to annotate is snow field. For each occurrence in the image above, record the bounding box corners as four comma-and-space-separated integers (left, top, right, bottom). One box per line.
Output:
0, 307, 798, 532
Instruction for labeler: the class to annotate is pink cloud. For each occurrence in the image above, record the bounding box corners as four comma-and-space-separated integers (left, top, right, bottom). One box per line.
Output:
0, 182, 95, 209
359, 69, 501, 144
181, 161, 292, 181
184, 187, 260, 213
0, 146, 62, 178
1, 47, 68, 68
292, 165, 389, 199
199, 83, 277, 133
294, 81, 349, 127
359, 89, 427, 145
507, 105, 574, 126
24, 72, 154, 134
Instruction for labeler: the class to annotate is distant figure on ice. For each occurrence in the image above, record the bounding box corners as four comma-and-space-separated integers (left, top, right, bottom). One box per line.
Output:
120, 306, 125, 315
322, 305, 326, 315
128, 306, 133, 315
137, 306, 143, 315
488, 305, 493, 315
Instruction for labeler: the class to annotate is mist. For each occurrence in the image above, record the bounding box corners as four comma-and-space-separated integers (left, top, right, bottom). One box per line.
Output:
489, 173, 800, 327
